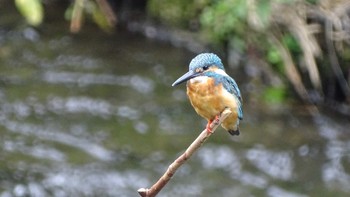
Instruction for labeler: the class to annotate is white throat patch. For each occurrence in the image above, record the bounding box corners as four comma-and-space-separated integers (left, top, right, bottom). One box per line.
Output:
189, 76, 209, 84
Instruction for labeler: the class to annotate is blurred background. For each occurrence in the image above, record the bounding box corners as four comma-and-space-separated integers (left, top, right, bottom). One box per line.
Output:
0, 0, 350, 196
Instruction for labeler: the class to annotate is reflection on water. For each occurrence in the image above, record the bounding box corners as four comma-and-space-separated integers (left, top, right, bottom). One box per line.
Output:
3, 120, 114, 161
314, 115, 350, 193
1, 13, 350, 197
1, 164, 149, 197
246, 147, 293, 181
43, 71, 154, 94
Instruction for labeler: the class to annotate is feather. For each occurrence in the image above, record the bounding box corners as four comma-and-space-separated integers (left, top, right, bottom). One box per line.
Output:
204, 71, 243, 120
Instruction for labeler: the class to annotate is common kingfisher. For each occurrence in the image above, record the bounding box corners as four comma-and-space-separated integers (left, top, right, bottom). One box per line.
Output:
172, 53, 243, 135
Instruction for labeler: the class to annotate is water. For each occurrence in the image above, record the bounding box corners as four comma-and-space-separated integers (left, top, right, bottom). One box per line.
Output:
1, 8, 350, 197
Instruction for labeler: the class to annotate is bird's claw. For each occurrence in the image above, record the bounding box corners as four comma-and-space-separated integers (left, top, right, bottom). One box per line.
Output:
206, 115, 220, 134
206, 121, 213, 133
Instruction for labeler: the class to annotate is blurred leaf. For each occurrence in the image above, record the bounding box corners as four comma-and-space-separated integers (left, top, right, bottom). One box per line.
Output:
200, 0, 247, 42
64, 4, 74, 21
232, 0, 248, 18
306, 0, 319, 4
342, 47, 350, 60
147, 0, 195, 27
282, 34, 301, 53
263, 86, 287, 104
256, 0, 271, 28
91, 3, 114, 32
267, 47, 282, 64
15, 0, 43, 26
267, 45, 286, 75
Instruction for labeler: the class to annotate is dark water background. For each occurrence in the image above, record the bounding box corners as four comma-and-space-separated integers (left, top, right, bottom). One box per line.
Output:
1, 5, 350, 197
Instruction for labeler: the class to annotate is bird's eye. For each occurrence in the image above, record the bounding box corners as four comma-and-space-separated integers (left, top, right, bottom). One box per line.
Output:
203, 65, 209, 70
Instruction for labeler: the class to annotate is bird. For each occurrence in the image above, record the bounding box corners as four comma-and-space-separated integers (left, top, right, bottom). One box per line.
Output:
172, 53, 243, 135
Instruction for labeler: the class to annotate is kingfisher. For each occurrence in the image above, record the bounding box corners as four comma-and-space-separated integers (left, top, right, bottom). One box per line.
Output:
172, 53, 243, 135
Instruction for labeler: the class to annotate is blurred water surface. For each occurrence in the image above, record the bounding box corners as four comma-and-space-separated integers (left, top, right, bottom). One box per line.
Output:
1, 10, 350, 197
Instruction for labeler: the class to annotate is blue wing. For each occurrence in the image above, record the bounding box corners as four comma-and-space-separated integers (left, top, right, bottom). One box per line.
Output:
222, 76, 243, 120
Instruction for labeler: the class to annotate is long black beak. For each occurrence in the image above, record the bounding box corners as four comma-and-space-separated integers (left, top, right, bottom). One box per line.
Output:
172, 70, 199, 86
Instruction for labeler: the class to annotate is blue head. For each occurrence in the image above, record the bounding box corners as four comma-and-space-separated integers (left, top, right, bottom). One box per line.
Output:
172, 53, 225, 86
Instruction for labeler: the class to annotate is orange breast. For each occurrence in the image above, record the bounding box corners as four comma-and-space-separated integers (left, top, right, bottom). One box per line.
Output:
187, 77, 239, 131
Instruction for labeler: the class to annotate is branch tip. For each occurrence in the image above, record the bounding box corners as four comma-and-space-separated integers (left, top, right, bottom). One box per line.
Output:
137, 188, 148, 197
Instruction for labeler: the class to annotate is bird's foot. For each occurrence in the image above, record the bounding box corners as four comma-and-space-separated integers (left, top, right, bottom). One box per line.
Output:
206, 120, 213, 133
206, 115, 220, 134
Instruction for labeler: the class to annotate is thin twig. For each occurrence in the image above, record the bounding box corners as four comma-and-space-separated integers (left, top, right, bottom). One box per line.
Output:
137, 108, 232, 197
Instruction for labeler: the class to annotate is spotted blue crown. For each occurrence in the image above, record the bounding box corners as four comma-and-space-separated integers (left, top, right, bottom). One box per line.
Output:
189, 53, 225, 71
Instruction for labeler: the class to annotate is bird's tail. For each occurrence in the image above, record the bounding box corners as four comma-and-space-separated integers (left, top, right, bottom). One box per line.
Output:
228, 129, 240, 136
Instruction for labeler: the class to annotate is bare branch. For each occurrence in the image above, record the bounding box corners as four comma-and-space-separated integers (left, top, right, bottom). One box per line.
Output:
137, 108, 232, 197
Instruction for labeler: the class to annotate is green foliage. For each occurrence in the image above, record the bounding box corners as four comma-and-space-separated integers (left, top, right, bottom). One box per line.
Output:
282, 34, 301, 54
200, 0, 248, 42
90, 4, 112, 32
306, 0, 319, 4
267, 46, 285, 76
263, 86, 287, 104
256, 0, 272, 28
15, 0, 43, 26
267, 33, 302, 74
147, 0, 209, 27
267, 46, 282, 65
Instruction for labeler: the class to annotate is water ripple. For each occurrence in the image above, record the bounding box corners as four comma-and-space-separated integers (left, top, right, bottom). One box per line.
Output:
322, 140, 350, 191
48, 97, 113, 117
246, 146, 294, 181
1, 96, 142, 121
0, 120, 114, 161
43, 166, 148, 196
196, 145, 269, 188
42, 71, 154, 94
3, 140, 66, 162
197, 145, 241, 172
267, 186, 309, 197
